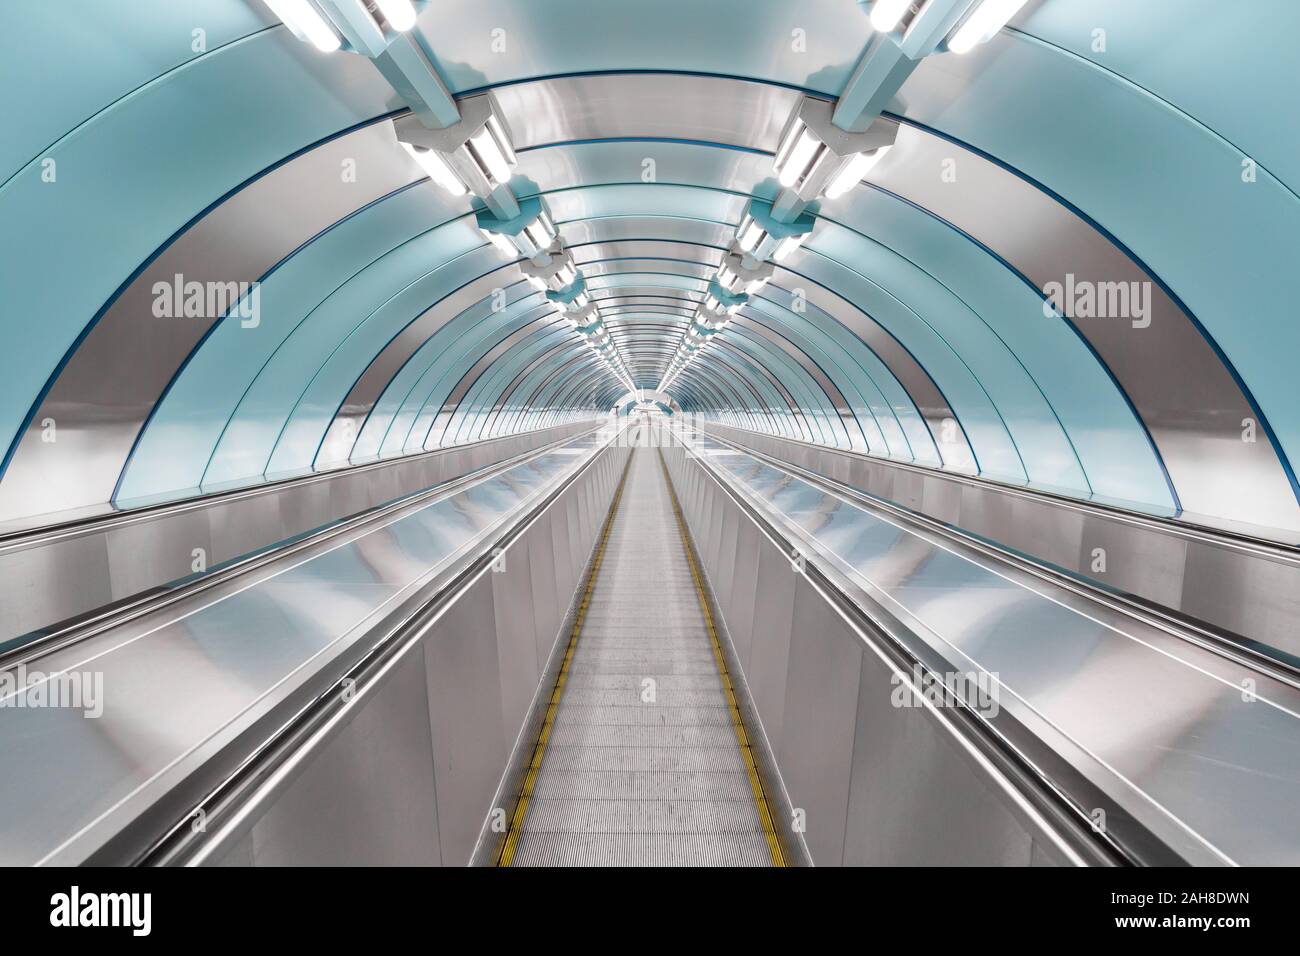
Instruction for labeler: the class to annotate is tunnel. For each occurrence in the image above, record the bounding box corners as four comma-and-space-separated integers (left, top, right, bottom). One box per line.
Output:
1, 0, 1298, 875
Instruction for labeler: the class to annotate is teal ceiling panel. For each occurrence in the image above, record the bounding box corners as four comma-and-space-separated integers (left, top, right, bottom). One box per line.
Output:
200, 221, 487, 488
0, 28, 392, 473
897, 31, 1300, 490
805, 224, 1088, 496
0, 0, 268, 183
834, 186, 1169, 508
261, 235, 492, 480
1018, 0, 1300, 193
117, 179, 457, 503
359, 284, 541, 461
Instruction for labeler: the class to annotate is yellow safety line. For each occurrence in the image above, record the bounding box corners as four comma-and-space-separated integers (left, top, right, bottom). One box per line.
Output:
656, 450, 787, 867
496, 452, 635, 867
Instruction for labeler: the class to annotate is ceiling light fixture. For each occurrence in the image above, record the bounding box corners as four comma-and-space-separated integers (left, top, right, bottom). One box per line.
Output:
477, 197, 559, 260
717, 250, 775, 296
734, 199, 816, 264
772, 97, 898, 202
393, 94, 518, 201
519, 242, 580, 293
398, 142, 467, 196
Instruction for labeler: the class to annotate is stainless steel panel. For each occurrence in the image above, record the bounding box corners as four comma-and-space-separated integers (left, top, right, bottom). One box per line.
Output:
210, 831, 254, 868
565, 493, 584, 584
492, 536, 540, 743
843, 646, 1036, 866
1180, 543, 1297, 654
549, 492, 576, 602
247, 646, 441, 866
1007, 490, 1086, 570
723, 519, 761, 671
498, 73, 797, 153
527, 512, 562, 665
104, 508, 212, 603
712, 505, 739, 614
685, 428, 1300, 864
700, 421, 1300, 657
1077, 514, 1189, 610
743, 540, 798, 754
703, 482, 725, 575
776, 575, 863, 866
0, 532, 113, 643
0, 427, 618, 864
0, 421, 598, 645
576, 468, 595, 550
424, 572, 506, 867
206, 491, 287, 567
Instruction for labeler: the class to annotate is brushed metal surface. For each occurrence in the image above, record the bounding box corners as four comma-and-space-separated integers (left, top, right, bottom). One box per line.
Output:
699, 420, 1300, 661
0, 426, 621, 864
424, 573, 505, 867
661, 436, 1075, 865
777, 575, 864, 866
491, 532, 541, 743
844, 644, 1039, 866
496, 73, 797, 153
675, 426, 1300, 864
243, 646, 441, 866
0, 421, 599, 646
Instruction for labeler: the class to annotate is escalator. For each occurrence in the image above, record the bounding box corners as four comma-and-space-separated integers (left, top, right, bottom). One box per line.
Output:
496, 438, 785, 866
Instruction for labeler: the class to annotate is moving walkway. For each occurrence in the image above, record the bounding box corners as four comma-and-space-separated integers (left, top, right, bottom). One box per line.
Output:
494, 439, 783, 867
0, 419, 1295, 866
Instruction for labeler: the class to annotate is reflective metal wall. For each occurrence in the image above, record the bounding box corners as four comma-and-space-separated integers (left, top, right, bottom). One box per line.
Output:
201, 436, 631, 867
697, 420, 1300, 661
0, 421, 600, 647
660, 438, 1085, 865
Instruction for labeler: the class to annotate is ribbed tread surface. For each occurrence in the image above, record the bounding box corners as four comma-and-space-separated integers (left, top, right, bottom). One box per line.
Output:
511, 445, 773, 866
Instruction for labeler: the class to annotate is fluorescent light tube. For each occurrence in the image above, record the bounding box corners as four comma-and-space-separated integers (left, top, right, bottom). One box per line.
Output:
773, 232, 808, 261
870, 0, 912, 33
737, 217, 764, 253
482, 229, 517, 258
777, 129, 821, 188
949, 0, 1029, 54
374, 0, 417, 32
468, 127, 512, 185
400, 142, 468, 196
824, 145, 891, 198
265, 0, 341, 52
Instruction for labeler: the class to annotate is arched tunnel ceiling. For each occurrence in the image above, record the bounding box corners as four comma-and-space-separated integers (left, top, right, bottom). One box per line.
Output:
2, 0, 1299, 543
